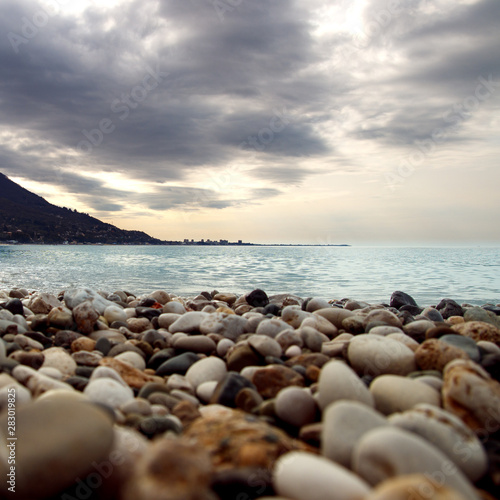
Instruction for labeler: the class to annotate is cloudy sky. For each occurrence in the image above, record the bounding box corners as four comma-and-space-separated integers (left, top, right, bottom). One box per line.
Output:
1, 0, 499, 244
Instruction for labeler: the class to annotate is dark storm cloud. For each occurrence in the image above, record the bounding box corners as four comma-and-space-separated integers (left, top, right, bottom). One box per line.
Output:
0, 0, 498, 215
0, 0, 334, 213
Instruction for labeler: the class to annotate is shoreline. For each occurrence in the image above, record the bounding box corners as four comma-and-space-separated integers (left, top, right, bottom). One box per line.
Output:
0, 286, 499, 499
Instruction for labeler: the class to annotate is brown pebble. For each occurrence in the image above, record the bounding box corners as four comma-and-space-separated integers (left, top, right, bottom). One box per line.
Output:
425, 325, 456, 340
305, 364, 321, 383
235, 305, 253, 315
99, 357, 156, 389
251, 365, 305, 399
442, 359, 500, 433
184, 408, 314, 471
415, 339, 469, 372
284, 353, 329, 369
299, 422, 323, 447
172, 400, 202, 428
53, 330, 84, 348
9, 289, 25, 299
237, 442, 270, 467
227, 344, 262, 372
9, 350, 44, 369
127, 317, 154, 333
71, 337, 96, 352
122, 438, 216, 500
452, 321, 500, 345
131, 340, 155, 358
235, 388, 264, 413
216, 306, 235, 315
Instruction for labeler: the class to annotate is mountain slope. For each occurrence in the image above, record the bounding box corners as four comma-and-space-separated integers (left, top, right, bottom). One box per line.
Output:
0, 173, 163, 244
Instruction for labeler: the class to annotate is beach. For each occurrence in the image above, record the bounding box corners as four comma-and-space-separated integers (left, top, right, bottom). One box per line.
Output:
0, 286, 499, 500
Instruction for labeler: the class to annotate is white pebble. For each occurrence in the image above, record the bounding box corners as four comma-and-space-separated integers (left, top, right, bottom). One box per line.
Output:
318, 360, 374, 410
185, 356, 227, 389
274, 451, 371, 500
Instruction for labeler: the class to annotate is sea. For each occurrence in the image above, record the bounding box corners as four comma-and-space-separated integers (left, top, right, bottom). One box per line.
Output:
0, 245, 499, 306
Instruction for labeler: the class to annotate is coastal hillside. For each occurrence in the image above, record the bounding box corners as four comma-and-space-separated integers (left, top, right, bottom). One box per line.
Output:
0, 173, 163, 244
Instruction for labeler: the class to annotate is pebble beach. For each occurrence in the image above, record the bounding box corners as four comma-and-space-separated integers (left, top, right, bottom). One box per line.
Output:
0, 287, 499, 500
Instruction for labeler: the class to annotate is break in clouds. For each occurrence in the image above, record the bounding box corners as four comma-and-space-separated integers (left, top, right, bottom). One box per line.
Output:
0, 0, 499, 220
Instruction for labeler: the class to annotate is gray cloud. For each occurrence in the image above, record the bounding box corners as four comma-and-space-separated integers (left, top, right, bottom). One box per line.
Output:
0, 0, 498, 221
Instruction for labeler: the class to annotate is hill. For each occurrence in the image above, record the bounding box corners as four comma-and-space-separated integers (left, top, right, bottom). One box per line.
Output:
0, 173, 163, 244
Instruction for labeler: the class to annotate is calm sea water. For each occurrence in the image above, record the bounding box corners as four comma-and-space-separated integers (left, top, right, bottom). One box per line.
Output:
0, 245, 499, 306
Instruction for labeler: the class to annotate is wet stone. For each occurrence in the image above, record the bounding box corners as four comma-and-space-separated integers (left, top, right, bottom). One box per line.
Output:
390, 291, 418, 309
246, 289, 269, 308
3, 298, 24, 316
421, 307, 444, 322
436, 298, 464, 319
